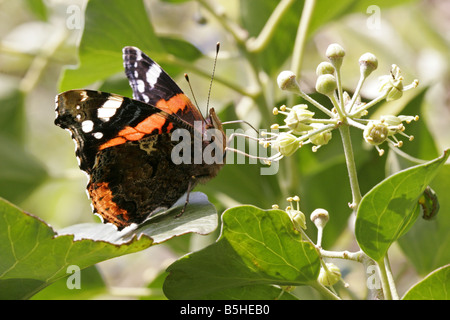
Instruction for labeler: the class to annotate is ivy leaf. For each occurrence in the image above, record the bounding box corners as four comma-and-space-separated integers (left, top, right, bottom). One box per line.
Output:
402, 265, 450, 300
0, 197, 152, 299
59, 0, 162, 91
164, 206, 320, 299
58, 192, 218, 245
30, 266, 107, 300
59, 0, 204, 92
355, 149, 450, 262
397, 165, 450, 275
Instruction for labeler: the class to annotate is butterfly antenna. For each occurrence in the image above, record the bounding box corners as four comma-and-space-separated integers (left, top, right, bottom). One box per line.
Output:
184, 73, 203, 116
206, 42, 220, 115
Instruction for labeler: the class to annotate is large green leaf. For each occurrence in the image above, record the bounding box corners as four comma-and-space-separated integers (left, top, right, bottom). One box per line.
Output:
0, 193, 219, 300
355, 149, 449, 262
0, 198, 153, 299
59, 0, 162, 91
397, 165, 450, 275
402, 265, 450, 300
58, 192, 218, 245
58, 0, 205, 92
164, 206, 320, 299
30, 266, 107, 300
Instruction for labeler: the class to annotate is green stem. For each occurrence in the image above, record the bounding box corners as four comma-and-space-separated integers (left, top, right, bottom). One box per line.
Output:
338, 125, 362, 209
295, 123, 336, 143
347, 74, 365, 113
299, 90, 335, 117
349, 91, 388, 117
246, 0, 296, 53
19, 29, 67, 93
309, 281, 341, 300
197, 0, 248, 44
320, 249, 364, 262
287, 0, 316, 111
376, 258, 392, 300
334, 66, 346, 117
166, 56, 257, 98
383, 254, 399, 300
330, 93, 345, 119
291, 0, 316, 77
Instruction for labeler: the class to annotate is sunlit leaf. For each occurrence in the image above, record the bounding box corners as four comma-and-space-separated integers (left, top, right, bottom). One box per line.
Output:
0, 198, 152, 299
164, 206, 320, 299
355, 149, 449, 262
402, 265, 450, 300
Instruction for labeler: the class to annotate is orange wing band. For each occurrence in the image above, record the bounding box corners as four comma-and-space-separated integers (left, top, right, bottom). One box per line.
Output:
99, 114, 174, 150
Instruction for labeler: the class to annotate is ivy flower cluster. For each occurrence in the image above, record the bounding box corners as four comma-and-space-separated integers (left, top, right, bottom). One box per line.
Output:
262, 43, 419, 160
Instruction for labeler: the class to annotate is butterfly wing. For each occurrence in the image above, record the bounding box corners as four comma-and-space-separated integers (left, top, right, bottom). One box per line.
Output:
122, 46, 205, 126
55, 89, 180, 174
55, 89, 197, 229
55, 48, 225, 230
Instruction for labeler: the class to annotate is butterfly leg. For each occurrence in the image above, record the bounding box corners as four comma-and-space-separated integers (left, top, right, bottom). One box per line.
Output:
176, 178, 195, 218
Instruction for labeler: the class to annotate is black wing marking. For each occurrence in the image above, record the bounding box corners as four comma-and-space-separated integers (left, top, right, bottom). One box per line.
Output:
122, 46, 184, 105
55, 89, 182, 173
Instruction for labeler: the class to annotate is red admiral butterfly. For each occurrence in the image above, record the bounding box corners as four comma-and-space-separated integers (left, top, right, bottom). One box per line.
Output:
55, 46, 226, 230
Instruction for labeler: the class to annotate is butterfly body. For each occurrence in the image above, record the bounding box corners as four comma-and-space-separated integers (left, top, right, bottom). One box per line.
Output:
55, 47, 225, 230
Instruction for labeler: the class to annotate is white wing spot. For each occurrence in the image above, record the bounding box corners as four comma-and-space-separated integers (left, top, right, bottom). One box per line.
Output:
81, 120, 94, 133
93, 132, 103, 139
136, 79, 146, 93
97, 97, 123, 121
146, 63, 162, 88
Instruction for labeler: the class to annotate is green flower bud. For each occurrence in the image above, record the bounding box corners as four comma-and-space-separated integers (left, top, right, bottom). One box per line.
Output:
359, 52, 378, 78
316, 62, 335, 76
287, 208, 306, 231
386, 83, 403, 101
272, 132, 300, 157
326, 43, 345, 69
316, 74, 337, 96
318, 263, 341, 287
363, 120, 389, 145
310, 208, 329, 229
277, 71, 299, 92
284, 104, 315, 134
309, 124, 332, 146
285, 196, 306, 230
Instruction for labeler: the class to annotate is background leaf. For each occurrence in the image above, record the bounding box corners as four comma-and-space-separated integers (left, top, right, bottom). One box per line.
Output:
59, 0, 162, 91
164, 206, 320, 299
355, 149, 449, 262
0, 89, 25, 143
0, 136, 48, 204
397, 165, 450, 275
402, 265, 450, 300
